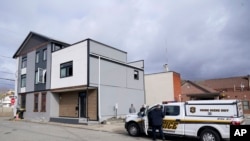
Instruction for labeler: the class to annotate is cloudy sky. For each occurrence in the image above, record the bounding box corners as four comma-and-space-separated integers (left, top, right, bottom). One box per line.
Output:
0, 0, 249, 90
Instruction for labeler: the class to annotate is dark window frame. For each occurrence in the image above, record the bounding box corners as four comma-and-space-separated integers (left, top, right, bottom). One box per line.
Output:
243, 100, 249, 110
52, 43, 64, 52
36, 52, 39, 63
43, 49, 47, 61
134, 70, 139, 80
20, 93, 26, 109
21, 74, 26, 88
60, 61, 73, 78
34, 93, 39, 112
21, 56, 27, 68
41, 93, 46, 112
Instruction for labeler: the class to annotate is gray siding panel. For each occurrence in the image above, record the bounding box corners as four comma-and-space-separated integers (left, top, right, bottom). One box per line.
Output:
46, 44, 52, 89
89, 40, 127, 63
89, 57, 144, 90
17, 57, 21, 93
26, 52, 35, 92
19, 35, 48, 56
23, 92, 50, 121
34, 45, 47, 91
89, 56, 145, 119
100, 85, 144, 117
89, 57, 127, 87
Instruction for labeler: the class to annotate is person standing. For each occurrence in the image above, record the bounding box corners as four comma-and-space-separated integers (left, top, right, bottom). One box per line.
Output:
139, 104, 146, 116
149, 104, 165, 141
129, 104, 136, 113
140, 104, 146, 113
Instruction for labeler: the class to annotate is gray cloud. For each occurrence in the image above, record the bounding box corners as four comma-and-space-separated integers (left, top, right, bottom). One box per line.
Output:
0, 0, 249, 90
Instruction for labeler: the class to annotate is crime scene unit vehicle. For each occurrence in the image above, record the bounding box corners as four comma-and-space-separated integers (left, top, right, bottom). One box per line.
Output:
125, 99, 245, 141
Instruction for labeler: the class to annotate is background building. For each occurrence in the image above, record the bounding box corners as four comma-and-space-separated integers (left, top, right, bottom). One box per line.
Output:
145, 65, 181, 106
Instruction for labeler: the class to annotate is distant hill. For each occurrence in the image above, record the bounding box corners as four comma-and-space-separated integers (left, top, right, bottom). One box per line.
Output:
0, 86, 14, 94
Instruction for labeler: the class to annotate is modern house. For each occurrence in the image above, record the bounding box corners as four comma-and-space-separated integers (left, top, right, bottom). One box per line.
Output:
144, 65, 181, 105
13, 32, 145, 123
181, 75, 250, 114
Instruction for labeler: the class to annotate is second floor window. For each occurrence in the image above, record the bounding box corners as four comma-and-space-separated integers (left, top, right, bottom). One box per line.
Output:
134, 70, 139, 80
43, 49, 47, 61
21, 56, 27, 68
35, 68, 45, 84
21, 74, 26, 87
36, 52, 39, 63
60, 61, 73, 78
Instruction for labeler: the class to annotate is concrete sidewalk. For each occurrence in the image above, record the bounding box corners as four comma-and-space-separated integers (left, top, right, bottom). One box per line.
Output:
11, 117, 127, 134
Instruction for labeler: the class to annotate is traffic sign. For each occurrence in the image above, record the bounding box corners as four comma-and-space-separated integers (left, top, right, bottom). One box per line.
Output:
11, 98, 15, 105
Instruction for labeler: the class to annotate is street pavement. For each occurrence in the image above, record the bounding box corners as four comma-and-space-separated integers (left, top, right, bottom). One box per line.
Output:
1, 116, 250, 141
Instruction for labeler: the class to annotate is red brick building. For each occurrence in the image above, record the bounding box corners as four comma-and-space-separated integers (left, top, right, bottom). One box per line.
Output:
181, 75, 250, 114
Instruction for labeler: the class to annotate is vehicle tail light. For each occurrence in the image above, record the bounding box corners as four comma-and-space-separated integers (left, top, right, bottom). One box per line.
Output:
231, 121, 241, 125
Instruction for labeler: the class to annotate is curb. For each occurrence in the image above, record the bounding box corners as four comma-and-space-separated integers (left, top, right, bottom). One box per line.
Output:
9, 118, 126, 134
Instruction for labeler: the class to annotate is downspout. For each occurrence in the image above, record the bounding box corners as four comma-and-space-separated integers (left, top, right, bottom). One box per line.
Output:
98, 56, 101, 122
13, 57, 19, 117
248, 75, 250, 91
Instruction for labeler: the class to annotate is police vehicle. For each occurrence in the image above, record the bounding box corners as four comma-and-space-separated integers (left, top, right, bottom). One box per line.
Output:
125, 99, 245, 141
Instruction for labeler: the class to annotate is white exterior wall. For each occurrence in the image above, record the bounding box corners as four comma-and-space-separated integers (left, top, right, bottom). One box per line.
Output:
51, 41, 88, 89
145, 72, 175, 106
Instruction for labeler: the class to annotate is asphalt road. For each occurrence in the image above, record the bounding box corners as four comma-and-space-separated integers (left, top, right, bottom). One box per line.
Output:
0, 118, 149, 141
1, 117, 249, 141
0, 117, 196, 141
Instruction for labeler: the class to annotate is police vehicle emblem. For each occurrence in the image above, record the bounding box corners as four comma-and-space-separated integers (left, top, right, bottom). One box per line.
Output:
190, 107, 196, 113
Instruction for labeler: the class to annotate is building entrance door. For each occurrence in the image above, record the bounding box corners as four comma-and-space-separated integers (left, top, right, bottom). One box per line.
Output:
79, 92, 87, 123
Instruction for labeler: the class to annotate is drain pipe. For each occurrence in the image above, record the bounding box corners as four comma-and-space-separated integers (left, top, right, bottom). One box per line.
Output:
248, 75, 250, 91
98, 56, 101, 122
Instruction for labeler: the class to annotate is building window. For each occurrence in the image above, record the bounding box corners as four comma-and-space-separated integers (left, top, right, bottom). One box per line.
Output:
21, 56, 27, 68
21, 74, 26, 87
52, 43, 64, 52
60, 61, 73, 78
41, 93, 46, 112
43, 49, 47, 61
44, 71, 47, 83
34, 93, 39, 112
35, 68, 45, 84
134, 70, 139, 80
243, 100, 249, 110
36, 52, 39, 63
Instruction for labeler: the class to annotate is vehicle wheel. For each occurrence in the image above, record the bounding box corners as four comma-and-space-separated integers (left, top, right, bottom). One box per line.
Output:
200, 129, 220, 141
127, 123, 140, 136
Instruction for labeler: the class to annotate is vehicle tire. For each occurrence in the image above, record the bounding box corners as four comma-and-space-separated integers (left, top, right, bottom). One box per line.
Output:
199, 129, 221, 141
127, 123, 140, 136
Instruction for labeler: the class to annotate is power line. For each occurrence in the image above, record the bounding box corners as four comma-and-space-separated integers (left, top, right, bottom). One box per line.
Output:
0, 55, 13, 59
0, 78, 15, 81
0, 71, 15, 74
0, 82, 14, 86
